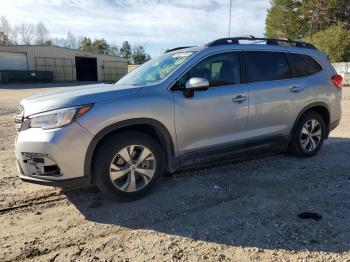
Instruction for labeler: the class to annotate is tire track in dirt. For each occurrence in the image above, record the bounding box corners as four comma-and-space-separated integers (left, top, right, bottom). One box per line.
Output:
7, 193, 246, 261
0, 195, 67, 215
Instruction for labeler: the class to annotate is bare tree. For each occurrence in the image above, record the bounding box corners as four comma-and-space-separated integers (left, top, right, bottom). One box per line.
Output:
35, 21, 50, 45
64, 31, 79, 49
10, 26, 20, 45
0, 16, 11, 35
77, 35, 84, 49
19, 23, 35, 45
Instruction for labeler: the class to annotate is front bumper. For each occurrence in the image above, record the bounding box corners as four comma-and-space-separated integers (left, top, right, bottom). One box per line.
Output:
18, 162, 90, 187
15, 122, 93, 187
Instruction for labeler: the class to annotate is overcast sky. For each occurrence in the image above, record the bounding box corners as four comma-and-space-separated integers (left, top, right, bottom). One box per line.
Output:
1, 0, 271, 56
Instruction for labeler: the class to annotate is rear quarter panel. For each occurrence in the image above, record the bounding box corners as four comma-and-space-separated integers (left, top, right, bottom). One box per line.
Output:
299, 51, 342, 125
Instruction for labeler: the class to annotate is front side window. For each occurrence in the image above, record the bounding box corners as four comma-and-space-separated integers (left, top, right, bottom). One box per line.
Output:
115, 51, 194, 86
176, 52, 241, 89
245, 51, 291, 83
288, 53, 322, 77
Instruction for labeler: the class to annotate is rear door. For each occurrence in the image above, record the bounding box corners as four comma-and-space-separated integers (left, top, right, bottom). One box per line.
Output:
244, 51, 308, 141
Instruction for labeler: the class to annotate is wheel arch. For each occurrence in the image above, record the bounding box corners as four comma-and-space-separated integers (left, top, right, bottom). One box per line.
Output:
292, 102, 330, 138
84, 118, 176, 183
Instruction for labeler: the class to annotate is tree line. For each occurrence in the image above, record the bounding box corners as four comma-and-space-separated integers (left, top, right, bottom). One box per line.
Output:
265, 0, 350, 62
0, 16, 151, 64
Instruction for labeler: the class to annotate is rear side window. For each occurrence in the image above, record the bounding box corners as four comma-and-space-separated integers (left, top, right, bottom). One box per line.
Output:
288, 53, 322, 77
245, 51, 291, 83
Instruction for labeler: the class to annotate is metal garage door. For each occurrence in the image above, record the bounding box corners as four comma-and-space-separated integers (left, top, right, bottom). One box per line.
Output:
0, 52, 28, 70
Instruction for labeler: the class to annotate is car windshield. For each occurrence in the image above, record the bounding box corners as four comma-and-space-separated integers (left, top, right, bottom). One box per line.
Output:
115, 51, 194, 86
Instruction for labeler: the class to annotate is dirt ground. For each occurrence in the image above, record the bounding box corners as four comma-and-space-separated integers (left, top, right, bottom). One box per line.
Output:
0, 82, 350, 262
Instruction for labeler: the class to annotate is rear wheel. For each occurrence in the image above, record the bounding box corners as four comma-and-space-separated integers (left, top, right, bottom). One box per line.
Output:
289, 111, 325, 157
93, 132, 165, 200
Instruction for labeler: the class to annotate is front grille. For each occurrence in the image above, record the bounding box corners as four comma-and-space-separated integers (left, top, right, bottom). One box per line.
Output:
14, 105, 24, 132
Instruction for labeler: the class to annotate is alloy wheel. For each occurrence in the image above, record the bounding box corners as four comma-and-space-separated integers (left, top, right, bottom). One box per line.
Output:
109, 145, 156, 192
300, 119, 322, 152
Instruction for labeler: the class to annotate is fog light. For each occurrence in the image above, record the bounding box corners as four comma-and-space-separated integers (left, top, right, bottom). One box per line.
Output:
21, 153, 62, 177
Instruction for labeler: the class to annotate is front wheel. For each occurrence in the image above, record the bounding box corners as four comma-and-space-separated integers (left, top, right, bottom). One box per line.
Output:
289, 111, 326, 158
93, 132, 165, 200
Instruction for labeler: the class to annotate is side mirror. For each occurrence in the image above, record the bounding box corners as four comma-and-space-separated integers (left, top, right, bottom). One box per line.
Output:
183, 77, 209, 98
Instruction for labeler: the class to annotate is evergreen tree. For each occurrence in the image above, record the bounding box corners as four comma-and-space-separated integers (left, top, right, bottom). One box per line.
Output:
265, 0, 306, 39
80, 37, 93, 52
80, 37, 111, 55
120, 41, 132, 63
92, 38, 110, 54
131, 45, 148, 64
265, 0, 349, 38
266, 0, 350, 61
108, 44, 119, 56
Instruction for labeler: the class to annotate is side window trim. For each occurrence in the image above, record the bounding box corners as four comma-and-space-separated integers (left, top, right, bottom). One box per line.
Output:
239, 51, 247, 84
283, 52, 293, 79
170, 50, 243, 91
285, 52, 298, 78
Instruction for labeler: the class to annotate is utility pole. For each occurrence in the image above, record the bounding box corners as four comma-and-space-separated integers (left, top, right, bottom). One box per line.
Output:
228, 0, 232, 36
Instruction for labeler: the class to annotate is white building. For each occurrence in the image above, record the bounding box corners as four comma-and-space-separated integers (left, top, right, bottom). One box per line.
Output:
0, 45, 128, 83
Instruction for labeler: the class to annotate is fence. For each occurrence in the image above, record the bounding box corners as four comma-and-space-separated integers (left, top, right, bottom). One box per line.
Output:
34, 57, 74, 81
332, 62, 350, 86
332, 62, 350, 74
102, 61, 128, 82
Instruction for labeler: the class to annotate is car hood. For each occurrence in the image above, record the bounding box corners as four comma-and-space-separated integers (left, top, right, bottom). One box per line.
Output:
20, 83, 140, 116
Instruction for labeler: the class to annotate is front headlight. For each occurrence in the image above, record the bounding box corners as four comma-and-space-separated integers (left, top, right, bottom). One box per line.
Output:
29, 104, 92, 129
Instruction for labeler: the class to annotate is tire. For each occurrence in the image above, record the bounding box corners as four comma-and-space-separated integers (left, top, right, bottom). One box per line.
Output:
93, 131, 165, 200
289, 111, 326, 158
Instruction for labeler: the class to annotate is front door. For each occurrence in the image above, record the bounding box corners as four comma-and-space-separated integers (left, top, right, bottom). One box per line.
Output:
172, 51, 249, 158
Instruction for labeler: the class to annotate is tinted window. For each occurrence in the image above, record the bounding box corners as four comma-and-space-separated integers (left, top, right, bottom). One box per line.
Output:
245, 51, 291, 83
288, 53, 322, 77
177, 52, 240, 89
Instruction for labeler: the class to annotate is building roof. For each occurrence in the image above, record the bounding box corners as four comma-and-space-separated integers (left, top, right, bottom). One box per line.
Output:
0, 44, 123, 59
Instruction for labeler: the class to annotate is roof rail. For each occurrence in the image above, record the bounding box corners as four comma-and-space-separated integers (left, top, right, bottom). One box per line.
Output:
206, 36, 317, 50
165, 46, 195, 53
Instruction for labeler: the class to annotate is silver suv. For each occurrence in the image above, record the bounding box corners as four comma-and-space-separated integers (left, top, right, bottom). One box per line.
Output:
15, 36, 343, 200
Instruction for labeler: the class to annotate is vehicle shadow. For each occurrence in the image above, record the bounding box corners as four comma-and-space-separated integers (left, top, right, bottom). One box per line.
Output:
65, 137, 350, 253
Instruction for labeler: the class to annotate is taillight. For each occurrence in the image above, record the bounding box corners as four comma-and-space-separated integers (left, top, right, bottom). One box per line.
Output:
331, 74, 343, 89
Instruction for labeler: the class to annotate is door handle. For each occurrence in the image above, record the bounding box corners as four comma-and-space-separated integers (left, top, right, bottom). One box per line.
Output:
289, 86, 304, 93
232, 95, 247, 103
